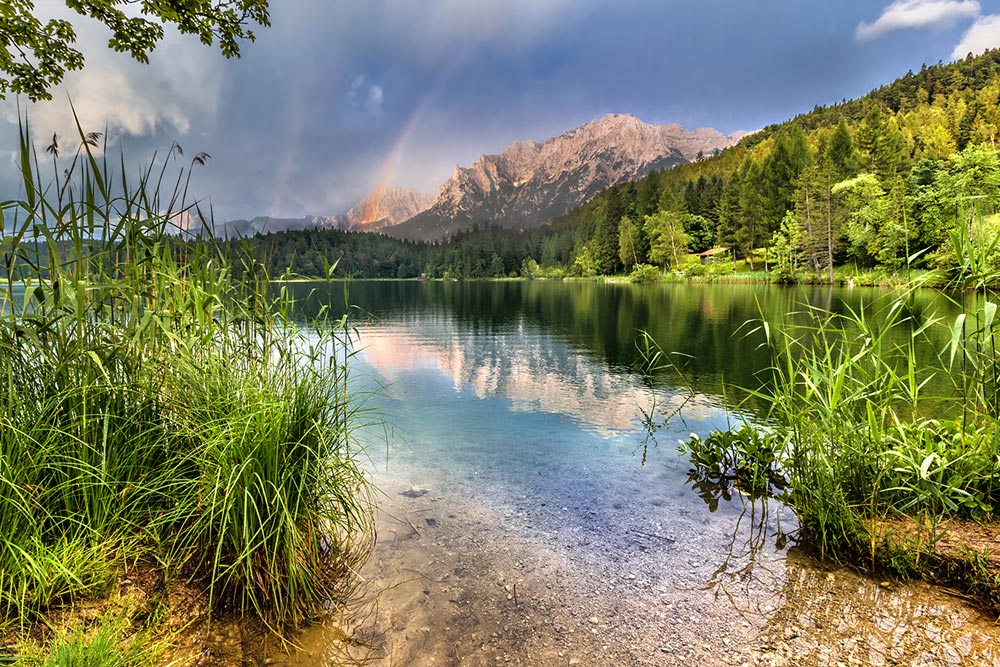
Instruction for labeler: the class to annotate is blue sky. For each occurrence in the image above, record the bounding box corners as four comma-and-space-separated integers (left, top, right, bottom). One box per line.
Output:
4, 0, 1000, 221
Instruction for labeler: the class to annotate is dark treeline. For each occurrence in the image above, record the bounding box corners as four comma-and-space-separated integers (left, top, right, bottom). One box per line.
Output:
236, 49, 1000, 283
238, 221, 585, 280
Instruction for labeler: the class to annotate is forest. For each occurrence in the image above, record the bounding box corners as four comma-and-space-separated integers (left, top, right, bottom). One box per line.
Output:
241, 49, 1000, 285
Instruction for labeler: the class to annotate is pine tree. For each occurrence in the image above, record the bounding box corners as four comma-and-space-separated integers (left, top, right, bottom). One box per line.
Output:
737, 159, 765, 269
592, 186, 626, 274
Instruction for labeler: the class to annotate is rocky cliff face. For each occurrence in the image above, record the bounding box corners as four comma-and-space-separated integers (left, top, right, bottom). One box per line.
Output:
345, 186, 434, 231
384, 114, 740, 242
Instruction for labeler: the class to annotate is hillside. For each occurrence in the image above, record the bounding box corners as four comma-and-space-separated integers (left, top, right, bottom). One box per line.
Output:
546, 49, 1000, 280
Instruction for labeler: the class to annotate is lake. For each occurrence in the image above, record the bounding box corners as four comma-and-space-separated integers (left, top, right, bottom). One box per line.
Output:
274, 280, 998, 666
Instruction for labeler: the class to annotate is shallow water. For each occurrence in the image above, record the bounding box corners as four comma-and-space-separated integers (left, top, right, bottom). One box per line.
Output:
276, 281, 1000, 666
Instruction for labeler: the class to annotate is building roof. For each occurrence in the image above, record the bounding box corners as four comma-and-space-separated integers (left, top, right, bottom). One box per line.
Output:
697, 247, 730, 257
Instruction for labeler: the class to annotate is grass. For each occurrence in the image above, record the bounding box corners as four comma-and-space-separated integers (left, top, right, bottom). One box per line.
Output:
14, 614, 167, 667
0, 117, 373, 661
643, 216, 1000, 607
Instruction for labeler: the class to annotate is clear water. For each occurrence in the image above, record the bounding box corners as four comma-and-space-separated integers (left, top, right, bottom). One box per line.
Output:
273, 281, 1000, 666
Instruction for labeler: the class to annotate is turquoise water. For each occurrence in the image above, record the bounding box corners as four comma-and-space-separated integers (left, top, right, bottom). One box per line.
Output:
278, 280, 999, 666
288, 279, 976, 569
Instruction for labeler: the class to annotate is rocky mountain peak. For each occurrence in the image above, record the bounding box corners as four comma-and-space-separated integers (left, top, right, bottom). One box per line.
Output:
384, 114, 738, 242
346, 186, 434, 231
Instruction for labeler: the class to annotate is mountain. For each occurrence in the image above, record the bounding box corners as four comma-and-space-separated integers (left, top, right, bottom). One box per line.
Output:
183, 214, 349, 238
383, 114, 742, 242
345, 186, 434, 231
190, 187, 431, 238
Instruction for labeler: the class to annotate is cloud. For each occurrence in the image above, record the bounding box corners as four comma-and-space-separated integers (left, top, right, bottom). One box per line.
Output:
348, 74, 384, 117
856, 0, 980, 41
0, 0, 223, 150
952, 14, 1000, 57
3, 67, 191, 144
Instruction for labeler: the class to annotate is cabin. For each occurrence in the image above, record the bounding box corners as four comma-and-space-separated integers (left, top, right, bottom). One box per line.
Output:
697, 247, 730, 265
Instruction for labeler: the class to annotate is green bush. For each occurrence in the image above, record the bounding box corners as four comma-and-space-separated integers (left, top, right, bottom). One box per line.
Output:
629, 263, 662, 283
707, 260, 734, 277
683, 258, 707, 277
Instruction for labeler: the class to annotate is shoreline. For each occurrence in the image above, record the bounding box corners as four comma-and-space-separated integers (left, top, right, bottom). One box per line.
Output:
275, 466, 1000, 667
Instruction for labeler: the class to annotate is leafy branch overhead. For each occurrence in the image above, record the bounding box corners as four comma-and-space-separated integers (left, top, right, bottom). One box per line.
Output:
0, 0, 270, 101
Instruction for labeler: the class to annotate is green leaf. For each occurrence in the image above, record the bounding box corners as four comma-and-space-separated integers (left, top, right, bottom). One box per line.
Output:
949, 313, 966, 368
984, 301, 997, 337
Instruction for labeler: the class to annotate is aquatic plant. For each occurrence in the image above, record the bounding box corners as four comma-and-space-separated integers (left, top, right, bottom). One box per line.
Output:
0, 116, 373, 642
646, 211, 1000, 578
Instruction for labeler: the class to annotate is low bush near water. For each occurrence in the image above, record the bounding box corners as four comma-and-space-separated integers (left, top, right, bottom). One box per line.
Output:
629, 263, 662, 283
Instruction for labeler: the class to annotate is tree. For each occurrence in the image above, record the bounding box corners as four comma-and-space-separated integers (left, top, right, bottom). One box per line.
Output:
572, 242, 598, 277
715, 170, 741, 267
592, 186, 626, 274
645, 210, 690, 271
618, 215, 642, 270
681, 213, 714, 253
833, 173, 899, 268
770, 211, 804, 283
634, 172, 661, 218
1, 0, 270, 100
828, 119, 860, 180
758, 129, 809, 268
737, 159, 765, 269
489, 253, 505, 277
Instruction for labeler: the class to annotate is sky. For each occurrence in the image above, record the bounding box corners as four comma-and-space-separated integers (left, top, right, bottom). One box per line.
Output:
4, 0, 1000, 222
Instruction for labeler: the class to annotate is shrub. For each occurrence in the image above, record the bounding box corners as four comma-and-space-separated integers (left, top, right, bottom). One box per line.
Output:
683, 258, 707, 277
629, 263, 662, 283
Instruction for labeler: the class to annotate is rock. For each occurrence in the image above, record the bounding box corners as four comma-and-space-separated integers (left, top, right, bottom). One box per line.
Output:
345, 186, 434, 232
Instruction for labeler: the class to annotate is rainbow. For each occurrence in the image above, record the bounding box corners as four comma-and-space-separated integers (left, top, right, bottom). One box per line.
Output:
357, 52, 469, 227
357, 93, 433, 228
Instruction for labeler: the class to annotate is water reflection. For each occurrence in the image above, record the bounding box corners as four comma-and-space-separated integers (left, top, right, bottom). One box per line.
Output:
357, 318, 717, 437
706, 496, 788, 614
288, 280, 968, 415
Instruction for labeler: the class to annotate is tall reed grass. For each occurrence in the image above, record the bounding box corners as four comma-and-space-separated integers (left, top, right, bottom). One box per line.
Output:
655, 207, 1000, 575
0, 117, 372, 638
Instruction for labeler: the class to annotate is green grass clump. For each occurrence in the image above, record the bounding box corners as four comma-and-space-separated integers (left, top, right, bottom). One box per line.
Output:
744, 289, 999, 556
647, 220, 1000, 579
15, 615, 163, 667
0, 115, 373, 650
168, 354, 371, 626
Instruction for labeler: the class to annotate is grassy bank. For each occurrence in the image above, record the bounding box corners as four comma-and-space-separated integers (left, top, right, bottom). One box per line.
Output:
0, 123, 373, 663
644, 227, 1000, 609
